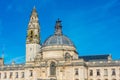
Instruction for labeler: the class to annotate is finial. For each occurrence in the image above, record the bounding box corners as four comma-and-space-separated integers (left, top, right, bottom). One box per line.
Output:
32, 6, 36, 13
55, 18, 62, 35
56, 18, 61, 25
56, 18, 62, 28
56, 18, 61, 22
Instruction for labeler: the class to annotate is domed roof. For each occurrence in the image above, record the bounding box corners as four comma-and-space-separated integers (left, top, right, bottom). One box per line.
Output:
43, 35, 74, 46
43, 19, 74, 47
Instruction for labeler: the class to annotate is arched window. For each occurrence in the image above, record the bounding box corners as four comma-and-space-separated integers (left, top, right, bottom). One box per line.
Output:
50, 62, 56, 76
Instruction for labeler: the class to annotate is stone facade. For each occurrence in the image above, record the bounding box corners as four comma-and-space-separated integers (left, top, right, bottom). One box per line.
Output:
0, 7, 120, 80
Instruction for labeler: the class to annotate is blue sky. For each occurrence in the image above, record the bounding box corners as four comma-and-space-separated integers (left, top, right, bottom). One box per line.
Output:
0, 0, 120, 64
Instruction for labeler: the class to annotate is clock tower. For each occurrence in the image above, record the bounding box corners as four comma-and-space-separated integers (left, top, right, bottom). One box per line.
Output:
26, 7, 41, 62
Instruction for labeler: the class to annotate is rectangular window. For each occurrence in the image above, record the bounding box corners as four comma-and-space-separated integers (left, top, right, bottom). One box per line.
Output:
9, 72, 13, 78
4, 72, 7, 79
104, 69, 108, 76
75, 68, 79, 75
89, 70, 93, 76
21, 72, 24, 78
16, 72, 18, 78
30, 70, 33, 77
112, 69, 116, 76
96, 69, 100, 76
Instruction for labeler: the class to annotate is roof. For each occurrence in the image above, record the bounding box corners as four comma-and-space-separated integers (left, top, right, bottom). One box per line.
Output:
79, 54, 110, 61
43, 35, 74, 47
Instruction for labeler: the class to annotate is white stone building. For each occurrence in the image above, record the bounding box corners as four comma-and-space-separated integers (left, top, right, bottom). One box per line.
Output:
0, 7, 120, 80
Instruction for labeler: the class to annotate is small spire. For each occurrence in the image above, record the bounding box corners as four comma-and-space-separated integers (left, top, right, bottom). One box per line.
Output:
31, 6, 37, 16
29, 6, 39, 25
55, 18, 62, 35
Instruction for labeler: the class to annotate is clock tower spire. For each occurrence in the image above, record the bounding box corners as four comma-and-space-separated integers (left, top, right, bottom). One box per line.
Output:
26, 6, 40, 44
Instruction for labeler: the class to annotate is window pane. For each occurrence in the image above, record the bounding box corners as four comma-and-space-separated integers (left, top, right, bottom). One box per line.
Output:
112, 69, 116, 76
75, 68, 79, 75
50, 62, 56, 76
104, 69, 108, 76
21, 72, 24, 78
90, 70, 93, 76
16, 72, 18, 78
10, 72, 12, 78
30, 70, 33, 77
96, 69, 100, 76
